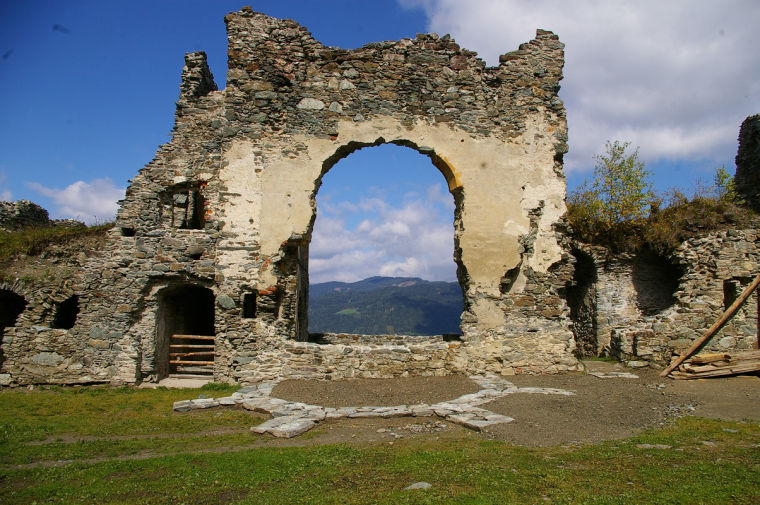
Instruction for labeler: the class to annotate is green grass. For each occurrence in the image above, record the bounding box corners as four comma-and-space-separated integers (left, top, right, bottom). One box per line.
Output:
0, 384, 252, 465
0, 223, 113, 266
1, 387, 759, 504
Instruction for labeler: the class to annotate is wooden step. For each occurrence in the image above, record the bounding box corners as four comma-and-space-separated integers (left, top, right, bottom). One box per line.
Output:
169, 351, 215, 357
169, 344, 214, 349
169, 360, 214, 365
171, 334, 215, 341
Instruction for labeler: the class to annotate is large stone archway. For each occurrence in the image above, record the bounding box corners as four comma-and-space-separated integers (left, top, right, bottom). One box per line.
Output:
2, 8, 580, 385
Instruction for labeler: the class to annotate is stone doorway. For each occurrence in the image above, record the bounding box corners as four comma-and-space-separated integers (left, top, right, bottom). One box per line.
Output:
155, 285, 215, 379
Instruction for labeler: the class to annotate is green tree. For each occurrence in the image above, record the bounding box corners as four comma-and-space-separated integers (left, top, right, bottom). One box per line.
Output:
591, 140, 654, 225
713, 165, 742, 204
570, 140, 654, 227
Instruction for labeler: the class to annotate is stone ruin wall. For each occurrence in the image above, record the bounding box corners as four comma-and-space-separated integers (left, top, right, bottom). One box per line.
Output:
569, 229, 760, 367
736, 114, 760, 212
2, 8, 577, 385
0, 200, 83, 232
1, 9, 757, 386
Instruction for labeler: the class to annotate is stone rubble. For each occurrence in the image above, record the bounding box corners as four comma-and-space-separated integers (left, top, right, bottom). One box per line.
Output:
173, 375, 574, 438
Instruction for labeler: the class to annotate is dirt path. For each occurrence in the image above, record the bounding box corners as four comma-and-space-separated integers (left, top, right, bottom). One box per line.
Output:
271, 362, 760, 446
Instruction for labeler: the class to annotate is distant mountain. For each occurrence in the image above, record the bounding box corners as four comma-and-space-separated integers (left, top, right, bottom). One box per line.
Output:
308, 276, 463, 335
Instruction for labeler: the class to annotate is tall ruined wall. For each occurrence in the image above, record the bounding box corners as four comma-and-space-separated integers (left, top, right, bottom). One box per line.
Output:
2, 8, 578, 385
735, 114, 760, 211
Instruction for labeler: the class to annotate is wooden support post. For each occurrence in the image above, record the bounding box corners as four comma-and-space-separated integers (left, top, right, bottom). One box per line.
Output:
661, 272, 760, 377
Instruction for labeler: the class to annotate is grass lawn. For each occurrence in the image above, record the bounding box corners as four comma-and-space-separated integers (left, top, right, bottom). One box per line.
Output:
1, 385, 759, 504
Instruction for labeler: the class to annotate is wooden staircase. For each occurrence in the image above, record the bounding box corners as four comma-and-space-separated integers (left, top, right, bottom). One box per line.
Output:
169, 334, 214, 377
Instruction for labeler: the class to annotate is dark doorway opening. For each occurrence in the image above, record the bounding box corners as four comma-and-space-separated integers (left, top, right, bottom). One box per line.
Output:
52, 295, 79, 329
0, 289, 27, 365
566, 249, 598, 357
156, 285, 215, 379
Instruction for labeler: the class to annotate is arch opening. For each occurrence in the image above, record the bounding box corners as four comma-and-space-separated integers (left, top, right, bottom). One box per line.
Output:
299, 142, 466, 340
156, 284, 215, 379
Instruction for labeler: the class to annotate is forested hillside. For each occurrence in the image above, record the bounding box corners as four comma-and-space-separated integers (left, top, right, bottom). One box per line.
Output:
308, 276, 462, 335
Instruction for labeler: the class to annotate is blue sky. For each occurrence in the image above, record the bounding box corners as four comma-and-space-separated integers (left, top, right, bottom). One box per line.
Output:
1, 0, 758, 282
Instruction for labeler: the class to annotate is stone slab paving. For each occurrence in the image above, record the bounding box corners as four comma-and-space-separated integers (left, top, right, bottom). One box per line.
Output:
173, 375, 575, 438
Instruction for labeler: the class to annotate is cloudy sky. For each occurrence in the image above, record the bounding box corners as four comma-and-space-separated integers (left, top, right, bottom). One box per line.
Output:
1, 1, 758, 282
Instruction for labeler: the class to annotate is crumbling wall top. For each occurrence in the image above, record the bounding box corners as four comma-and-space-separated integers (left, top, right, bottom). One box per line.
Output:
216, 8, 566, 144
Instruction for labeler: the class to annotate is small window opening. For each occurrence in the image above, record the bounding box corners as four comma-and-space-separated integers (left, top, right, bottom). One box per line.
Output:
120, 227, 136, 237
632, 251, 683, 315
723, 279, 739, 310
164, 185, 206, 230
52, 295, 79, 329
242, 293, 257, 319
182, 189, 205, 229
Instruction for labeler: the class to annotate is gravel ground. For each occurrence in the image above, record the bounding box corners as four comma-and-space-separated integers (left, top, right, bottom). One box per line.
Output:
271, 362, 760, 446
273, 375, 479, 408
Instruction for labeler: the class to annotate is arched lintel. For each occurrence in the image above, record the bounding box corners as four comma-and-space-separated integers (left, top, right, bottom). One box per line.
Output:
319, 137, 463, 193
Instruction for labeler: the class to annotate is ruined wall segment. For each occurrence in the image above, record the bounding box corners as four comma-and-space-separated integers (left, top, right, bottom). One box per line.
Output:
2, 8, 579, 385
571, 228, 760, 368
211, 8, 576, 381
735, 114, 760, 211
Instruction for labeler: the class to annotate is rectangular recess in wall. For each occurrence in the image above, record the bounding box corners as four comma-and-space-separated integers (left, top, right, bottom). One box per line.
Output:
723, 280, 739, 310
242, 293, 257, 319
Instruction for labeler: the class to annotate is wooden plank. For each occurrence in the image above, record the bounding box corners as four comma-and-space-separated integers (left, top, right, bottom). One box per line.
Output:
730, 350, 760, 361
683, 362, 729, 373
169, 352, 215, 357
686, 350, 760, 367
171, 334, 215, 341
169, 360, 214, 365
673, 360, 760, 379
169, 344, 215, 349
661, 272, 760, 377
690, 353, 731, 365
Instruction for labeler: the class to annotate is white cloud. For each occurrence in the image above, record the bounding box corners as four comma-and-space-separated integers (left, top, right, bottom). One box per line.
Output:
399, 0, 760, 175
27, 177, 125, 224
309, 184, 457, 283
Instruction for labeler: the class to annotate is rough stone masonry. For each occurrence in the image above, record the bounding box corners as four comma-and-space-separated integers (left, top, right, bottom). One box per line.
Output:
1, 8, 757, 386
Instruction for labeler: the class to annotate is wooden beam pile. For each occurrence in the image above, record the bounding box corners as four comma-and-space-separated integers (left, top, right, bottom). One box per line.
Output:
670, 350, 760, 379
662, 272, 760, 378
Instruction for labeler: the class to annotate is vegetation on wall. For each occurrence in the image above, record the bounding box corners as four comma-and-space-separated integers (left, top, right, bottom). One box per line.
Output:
0, 223, 113, 266
567, 141, 755, 253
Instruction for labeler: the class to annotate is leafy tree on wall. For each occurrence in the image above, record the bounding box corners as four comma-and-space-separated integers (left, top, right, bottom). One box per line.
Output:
569, 141, 755, 253
568, 140, 655, 248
